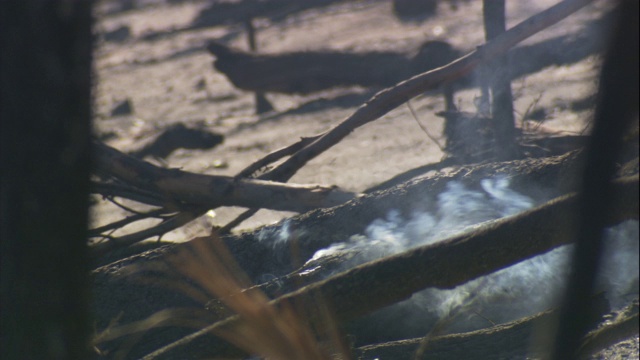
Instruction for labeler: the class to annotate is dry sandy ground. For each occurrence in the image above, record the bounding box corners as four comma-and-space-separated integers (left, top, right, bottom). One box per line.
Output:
91, 0, 610, 240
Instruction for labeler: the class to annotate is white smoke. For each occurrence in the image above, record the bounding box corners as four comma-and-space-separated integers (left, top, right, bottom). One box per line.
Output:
307, 177, 639, 333
310, 177, 535, 266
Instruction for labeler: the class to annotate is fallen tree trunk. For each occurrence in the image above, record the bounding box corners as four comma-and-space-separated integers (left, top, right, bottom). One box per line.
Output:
91, 149, 638, 358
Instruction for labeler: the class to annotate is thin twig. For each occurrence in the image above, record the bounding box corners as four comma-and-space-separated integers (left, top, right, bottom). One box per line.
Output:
225, 135, 326, 233
520, 92, 544, 133
88, 208, 172, 237
363, 157, 458, 194
92, 181, 168, 208
104, 196, 159, 217
218, 208, 258, 235
406, 100, 445, 151
235, 135, 321, 179
89, 209, 207, 259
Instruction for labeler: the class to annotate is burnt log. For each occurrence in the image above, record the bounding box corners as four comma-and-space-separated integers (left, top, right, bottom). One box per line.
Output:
93, 175, 638, 359
91, 150, 638, 358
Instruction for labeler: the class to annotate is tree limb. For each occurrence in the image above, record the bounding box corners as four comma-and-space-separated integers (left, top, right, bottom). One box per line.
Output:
93, 141, 355, 213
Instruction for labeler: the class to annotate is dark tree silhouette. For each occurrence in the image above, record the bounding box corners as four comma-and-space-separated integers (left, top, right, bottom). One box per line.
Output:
483, 0, 518, 160
550, 1, 639, 358
0, 1, 93, 359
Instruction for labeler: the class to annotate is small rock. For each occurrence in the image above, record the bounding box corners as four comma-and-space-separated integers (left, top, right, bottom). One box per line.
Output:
111, 99, 133, 117
212, 159, 228, 169
393, 0, 438, 20
255, 93, 274, 114
96, 131, 117, 141
103, 26, 131, 43
525, 107, 548, 122
194, 77, 207, 90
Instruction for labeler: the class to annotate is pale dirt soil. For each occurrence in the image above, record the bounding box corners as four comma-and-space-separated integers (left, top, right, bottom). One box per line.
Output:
91, 0, 608, 240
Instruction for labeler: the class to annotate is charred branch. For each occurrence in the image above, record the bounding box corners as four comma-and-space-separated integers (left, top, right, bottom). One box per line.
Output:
92, 141, 355, 213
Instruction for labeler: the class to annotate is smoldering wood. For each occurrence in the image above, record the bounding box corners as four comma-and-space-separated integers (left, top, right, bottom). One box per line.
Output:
255, 174, 638, 297
91, 149, 637, 358
96, 149, 587, 274
123, 175, 638, 359
364, 134, 590, 194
